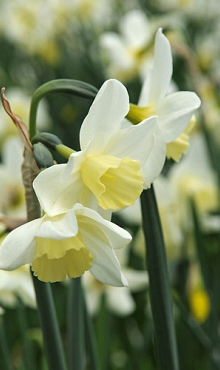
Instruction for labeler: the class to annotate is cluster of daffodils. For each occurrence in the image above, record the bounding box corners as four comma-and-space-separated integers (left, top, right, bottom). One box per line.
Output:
0, 29, 201, 287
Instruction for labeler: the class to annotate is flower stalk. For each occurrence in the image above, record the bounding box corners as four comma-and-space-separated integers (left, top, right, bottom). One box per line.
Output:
140, 186, 179, 370
29, 79, 98, 140
22, 145, 67, 370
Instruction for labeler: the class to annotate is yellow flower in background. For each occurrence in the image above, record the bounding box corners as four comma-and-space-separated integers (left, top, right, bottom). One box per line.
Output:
189, 288, 210, 323
187, 261, 210, 323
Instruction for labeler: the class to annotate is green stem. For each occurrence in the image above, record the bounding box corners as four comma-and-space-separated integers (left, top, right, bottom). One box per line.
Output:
190, 198, 209, 293
22, 146, 67, 370
0, 318, 13, 370
83, 292, 101, 370
31, 272, 67, 370
29, 79, 97, 140
67, 277, 85, 370
173, 293, 220, 370
17, 298, 35, 370
140, 186, 179, 370
95, 293, 111, 370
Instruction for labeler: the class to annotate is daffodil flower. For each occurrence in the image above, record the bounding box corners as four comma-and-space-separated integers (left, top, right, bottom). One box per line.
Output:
126, 28, 201, 161
0, 203, 131, 286
99, 10, 153, 81
0, 264, 36, 308
33, 79, 165, 215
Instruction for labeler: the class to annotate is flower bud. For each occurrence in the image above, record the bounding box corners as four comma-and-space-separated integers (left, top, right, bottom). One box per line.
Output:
32, 132, 62, 150
33, 142, 54, 169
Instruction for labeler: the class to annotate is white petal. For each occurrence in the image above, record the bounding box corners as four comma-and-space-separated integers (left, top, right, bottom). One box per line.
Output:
100, 33, 132, 68
89, 243, 128, 287
103, 116, 165, 187
104, 116, 159, 165
142, 133, 166, 188
80, 79, 130, 151
75, 204, 132, 248
120, 10, 151, 48
36, 209, 78, 240
77, 185, 112, 220
138, 28, 172, 107
33, 164, 82, 216
76, 205, 130, 286
107, 287, 135, 316
0, 219, 41, 270
123, 268, 149, 292
158, 91, 201, 142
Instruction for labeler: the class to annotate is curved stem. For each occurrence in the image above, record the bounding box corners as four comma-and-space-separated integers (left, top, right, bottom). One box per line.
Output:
29, 79, 98, 140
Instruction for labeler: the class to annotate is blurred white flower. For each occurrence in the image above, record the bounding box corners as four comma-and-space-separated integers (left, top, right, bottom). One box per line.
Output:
82, 247, 148, 316
0, 137, 26, 218
0, 230, 36, 309
0, 1, 68, 63
0, 88, 51, 146
100, 10, 154, 81
168, 132, 219, 231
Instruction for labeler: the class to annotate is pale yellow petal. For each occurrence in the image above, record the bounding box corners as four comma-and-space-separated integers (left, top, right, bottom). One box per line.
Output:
81, 155, 143, 210
32, 235, 93, 282
166, 131, 189, 162
166, 117, 195, 162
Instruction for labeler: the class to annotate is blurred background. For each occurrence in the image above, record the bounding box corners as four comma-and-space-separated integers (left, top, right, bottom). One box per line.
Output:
0, 0, 220, 369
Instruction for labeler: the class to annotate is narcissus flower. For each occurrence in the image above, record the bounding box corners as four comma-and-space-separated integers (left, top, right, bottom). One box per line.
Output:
34, 79, 164, 215
0, 203, 131, 286
0, 264, 36, 308
99, 10, 153, 81
126, 28, 201, 161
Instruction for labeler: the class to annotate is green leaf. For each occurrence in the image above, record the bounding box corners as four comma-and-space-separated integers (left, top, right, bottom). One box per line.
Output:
140, 186, 179, 370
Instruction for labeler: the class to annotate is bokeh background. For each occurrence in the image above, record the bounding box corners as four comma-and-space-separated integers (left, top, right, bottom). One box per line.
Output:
0, 1, 220, 369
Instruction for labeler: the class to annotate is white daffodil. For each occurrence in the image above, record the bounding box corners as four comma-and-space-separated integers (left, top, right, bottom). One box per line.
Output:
0, 265, 36, 309
126, 28, 201, 162
82, 247, 148, 316
168, 132, 219, 232
0, 137, 26, 218
99, 10, 153, 81
82, 269, 148, 316
33, 79, 165, 215
0, 203, 131, 286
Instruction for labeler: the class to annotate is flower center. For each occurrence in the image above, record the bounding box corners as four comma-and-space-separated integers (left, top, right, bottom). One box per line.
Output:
80, 154, 143, 210
32, 233, 93, 282
126, 103, 155, 125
